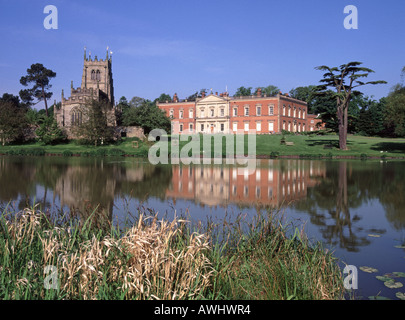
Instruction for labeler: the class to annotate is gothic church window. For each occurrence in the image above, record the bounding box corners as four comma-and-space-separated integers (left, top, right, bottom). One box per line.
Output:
91, 70, 96, 80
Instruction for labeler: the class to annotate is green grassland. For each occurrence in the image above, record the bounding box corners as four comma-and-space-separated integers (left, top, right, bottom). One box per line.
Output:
1, 133, 405, 159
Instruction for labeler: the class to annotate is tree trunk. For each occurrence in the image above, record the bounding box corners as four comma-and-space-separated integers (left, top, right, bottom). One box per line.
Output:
337, 103, 347, 150
42, 86, 49, 117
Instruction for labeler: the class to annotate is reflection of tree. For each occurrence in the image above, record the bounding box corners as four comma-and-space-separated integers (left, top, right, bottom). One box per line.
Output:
294, 161, 371, 252
379, 162, 405, 230
116, 164, 172, 201
0, 157, 172, 224
0, 157, 36, 210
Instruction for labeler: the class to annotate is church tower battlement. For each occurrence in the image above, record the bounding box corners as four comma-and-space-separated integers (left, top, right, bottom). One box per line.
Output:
81, 47, 114, 105
54, 47, 116, 136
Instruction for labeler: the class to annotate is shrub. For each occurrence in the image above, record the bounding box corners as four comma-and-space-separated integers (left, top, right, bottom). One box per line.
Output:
108, 148, 125, 157
29, 148, 46, 156
62, 150, 73, 157
95, 149, 108, 157
270, 151, 279, 159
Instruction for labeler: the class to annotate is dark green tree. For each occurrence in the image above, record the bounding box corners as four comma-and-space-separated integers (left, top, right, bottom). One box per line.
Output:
385, 83, 405, 137
315, 62, 386, 150
254, 85, 280, 97
73, 100, 115, 146
155, 93, 172, 103
19, 63, 56, 116
289, 86, 317, 110
234, 86, 252, 97
355, 96, 386, 136
36, 116, 66, 145
0, 101, 28, 145
122, 100, 171, 134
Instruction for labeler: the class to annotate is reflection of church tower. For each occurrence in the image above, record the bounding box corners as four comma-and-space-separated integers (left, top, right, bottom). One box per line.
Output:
54, 47, 115, 137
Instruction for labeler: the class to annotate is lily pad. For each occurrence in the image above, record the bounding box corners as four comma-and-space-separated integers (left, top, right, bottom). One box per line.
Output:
392, 272, 405, 278
384, 281, 403, 289
396, 292, 405, 300
360, 266, 378, 273
368, 295, 391, 300
376, 275, 393, 282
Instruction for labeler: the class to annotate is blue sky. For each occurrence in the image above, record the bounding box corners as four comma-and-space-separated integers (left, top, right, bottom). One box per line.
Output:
1, 0, 404, 109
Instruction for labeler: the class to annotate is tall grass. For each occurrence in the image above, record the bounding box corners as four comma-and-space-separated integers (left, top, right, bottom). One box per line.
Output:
0, 205, 345, 300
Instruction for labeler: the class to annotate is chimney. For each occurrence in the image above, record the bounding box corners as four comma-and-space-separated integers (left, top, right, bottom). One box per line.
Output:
173, 93, 178, 103
257, 88, 262, 97
215, 92, 218, 96
201, 91, 206, 98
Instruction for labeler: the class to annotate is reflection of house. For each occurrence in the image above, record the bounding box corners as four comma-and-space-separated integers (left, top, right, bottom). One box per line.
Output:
166, 160, 326, 208
157, 91, 323, 134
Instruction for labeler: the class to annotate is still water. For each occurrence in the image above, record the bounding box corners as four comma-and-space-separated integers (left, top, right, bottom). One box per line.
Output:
0, 156, 404, 300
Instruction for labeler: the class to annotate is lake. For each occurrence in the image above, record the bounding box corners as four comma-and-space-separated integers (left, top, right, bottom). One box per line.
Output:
0, 156, 404, 300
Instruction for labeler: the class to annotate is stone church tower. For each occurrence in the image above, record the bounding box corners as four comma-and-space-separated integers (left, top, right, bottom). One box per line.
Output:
54, 48, 116, 137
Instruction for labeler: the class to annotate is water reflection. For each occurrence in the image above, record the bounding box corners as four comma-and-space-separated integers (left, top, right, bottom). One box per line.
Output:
0, 157, 404, 252
166, 160, 325, 209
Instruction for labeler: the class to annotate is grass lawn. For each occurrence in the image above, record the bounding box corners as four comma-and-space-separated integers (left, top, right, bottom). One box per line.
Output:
0, 137, 150, 157
255, 134, 405, 158
1, 134, 405, 159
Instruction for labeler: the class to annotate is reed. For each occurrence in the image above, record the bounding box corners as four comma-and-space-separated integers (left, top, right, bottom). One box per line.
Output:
0, 205, 345, 300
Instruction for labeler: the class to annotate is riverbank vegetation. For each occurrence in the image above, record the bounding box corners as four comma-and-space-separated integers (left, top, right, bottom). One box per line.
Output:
1, 133, 405, 160
0, 206, 345, 300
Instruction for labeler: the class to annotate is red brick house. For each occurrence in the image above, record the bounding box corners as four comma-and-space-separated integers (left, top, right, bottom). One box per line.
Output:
157, 91, 322, 134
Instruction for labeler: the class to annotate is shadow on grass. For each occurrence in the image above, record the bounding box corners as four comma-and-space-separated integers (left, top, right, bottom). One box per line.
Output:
371, 142, 405, 154
305, 139, 353, 149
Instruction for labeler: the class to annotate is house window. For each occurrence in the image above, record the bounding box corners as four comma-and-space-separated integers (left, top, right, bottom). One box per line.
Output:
233, 107, 238, 116
189, 123, 193, 132
288, 121, 291, 131
96, 70, 101, 81
256, 105, 261, 116
288, 106, 291, 117
302, 110, 306, 119
303, 124, 306, 131
91, 70, 96, 80
189, 109, 193, 118
201, 124, 204, 131
200, 109, 205, 118
220, 108, 225, 117
179, 124, 183, 132
244, 106, 249, 116
268, 121, 274, 131
244, 122, 249, 131
283, 121, 286, 130
220, 123, 224, 131
233, 122, 238, 131
210, 109, 214, 117
256, 121, 261, 131
169, 109, 174, 118
298, 108, 301, 119
283, 105, 286, 116
269, 105, 274, 115
179, 110, 183, 119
